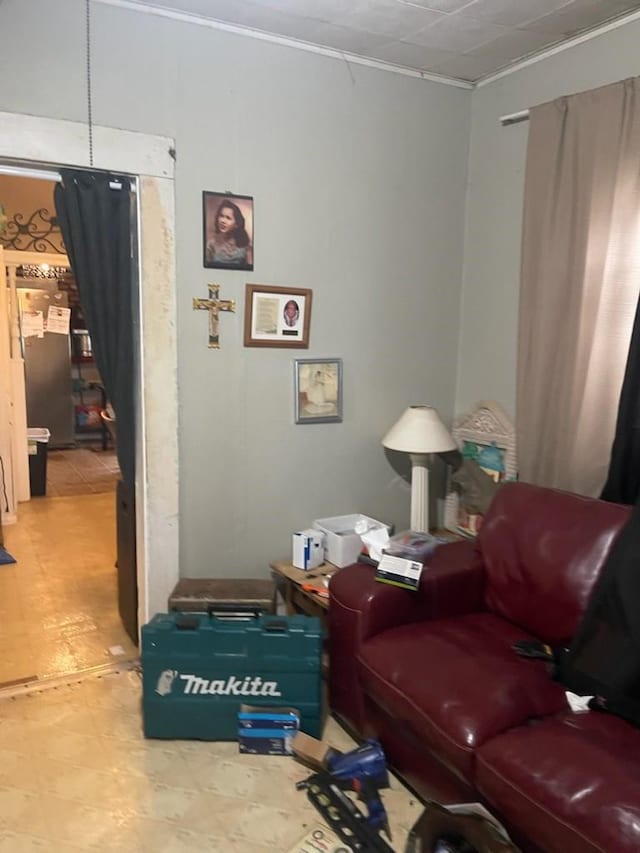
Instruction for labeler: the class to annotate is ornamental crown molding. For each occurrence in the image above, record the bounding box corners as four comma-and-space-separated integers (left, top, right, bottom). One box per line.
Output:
453, 400, 514, 442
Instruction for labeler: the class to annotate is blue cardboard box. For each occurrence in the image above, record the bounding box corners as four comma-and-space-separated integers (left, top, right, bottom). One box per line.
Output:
238, 705, 300, 755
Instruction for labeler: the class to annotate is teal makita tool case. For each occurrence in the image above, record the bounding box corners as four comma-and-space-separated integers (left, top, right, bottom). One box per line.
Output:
141, 611, 322, 740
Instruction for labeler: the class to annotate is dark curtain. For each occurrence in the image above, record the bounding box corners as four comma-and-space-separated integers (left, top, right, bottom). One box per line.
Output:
556, 501, 640, 726
601, 289, 640, 504
54, 170, 135, 489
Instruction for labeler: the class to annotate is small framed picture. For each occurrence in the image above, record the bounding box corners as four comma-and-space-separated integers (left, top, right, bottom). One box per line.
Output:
203, 191, 254, 270
244, 284, 312, 348
294, 358, 343, 424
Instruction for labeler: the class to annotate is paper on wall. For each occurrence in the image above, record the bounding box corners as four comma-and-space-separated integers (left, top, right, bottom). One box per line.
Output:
46, 305, 71, 335
22, 310, 44, 338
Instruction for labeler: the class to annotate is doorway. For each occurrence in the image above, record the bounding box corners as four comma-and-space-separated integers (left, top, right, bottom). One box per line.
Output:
0, 108, 180, 646
0, 173, 137, 687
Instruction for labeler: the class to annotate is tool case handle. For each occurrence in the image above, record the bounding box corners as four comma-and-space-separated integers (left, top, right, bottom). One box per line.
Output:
171, 607, 263, 630
205, 603, 264, 618
174, 615, 200, 630
205, 607, 289, 632
172, 609, 289, 631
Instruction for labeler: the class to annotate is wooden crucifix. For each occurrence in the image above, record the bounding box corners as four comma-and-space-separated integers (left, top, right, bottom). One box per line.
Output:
193, 283, 236, 348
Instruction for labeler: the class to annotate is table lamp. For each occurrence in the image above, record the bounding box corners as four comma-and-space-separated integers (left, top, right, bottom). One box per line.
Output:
382, 405, 456, 533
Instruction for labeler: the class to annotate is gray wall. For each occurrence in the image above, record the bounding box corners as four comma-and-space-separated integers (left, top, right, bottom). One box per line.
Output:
0, 0, 471, 577
457, 18, 640, 421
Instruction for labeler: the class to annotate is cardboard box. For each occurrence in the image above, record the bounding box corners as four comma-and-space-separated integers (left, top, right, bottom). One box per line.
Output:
237, 705, 300, 755
292, 529, 325, 570
291, 730, 334, 770
375, 553, 424, 591
313, 514, 391, 568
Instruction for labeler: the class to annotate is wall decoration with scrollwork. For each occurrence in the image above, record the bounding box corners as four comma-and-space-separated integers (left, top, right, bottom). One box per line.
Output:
443, 400, 518, 538
0, 207, 65, 253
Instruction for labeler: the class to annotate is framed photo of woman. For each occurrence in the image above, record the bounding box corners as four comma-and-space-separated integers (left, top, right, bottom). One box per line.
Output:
203, 192, 254, 271
294, 358, 343, 424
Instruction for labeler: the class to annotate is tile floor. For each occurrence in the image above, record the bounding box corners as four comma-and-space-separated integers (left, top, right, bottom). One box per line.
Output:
1, 452, 421, 850
46, 447, 120, 497
0, 668, 421, 851
0, 488, 138, 687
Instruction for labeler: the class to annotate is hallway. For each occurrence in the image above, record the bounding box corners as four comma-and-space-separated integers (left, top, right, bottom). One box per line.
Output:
46, 447, 120, 497
0, 488, 138, 688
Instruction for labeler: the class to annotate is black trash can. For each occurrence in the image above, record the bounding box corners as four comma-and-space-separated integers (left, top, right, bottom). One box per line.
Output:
27, 428, 51, 497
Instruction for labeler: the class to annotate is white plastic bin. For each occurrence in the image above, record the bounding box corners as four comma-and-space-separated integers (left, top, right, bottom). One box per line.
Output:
313, 514, 391, 567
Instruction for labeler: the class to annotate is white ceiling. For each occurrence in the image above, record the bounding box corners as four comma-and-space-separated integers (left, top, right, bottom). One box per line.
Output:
124, 0, 640, 83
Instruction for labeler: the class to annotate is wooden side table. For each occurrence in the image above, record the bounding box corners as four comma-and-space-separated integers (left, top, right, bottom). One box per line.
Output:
270, 559, 338, 681
270, 534, 463, 625
269, 559, 338, 628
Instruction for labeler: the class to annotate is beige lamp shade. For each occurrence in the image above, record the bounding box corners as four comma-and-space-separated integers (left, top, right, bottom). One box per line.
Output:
382, 405, 456, 454
382, 405, 456, 532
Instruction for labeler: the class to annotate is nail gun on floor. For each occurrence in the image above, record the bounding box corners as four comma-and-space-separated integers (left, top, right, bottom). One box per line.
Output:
296, 738, 394, 852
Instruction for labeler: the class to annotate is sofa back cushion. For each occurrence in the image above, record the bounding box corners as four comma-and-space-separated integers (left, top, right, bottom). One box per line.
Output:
477, 482, 630, 645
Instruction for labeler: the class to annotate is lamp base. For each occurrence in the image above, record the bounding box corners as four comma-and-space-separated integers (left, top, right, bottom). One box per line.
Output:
410, 454, 430, 533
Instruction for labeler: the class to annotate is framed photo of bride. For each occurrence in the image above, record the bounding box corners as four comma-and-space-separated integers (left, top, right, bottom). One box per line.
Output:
294, 358, 343, 424
203, 191, 254, 270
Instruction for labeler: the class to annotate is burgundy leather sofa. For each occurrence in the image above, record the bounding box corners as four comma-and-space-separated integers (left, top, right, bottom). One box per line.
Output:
329, 482, 640, 852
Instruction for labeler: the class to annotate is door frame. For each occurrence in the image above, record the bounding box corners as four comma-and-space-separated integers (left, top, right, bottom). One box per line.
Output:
0, 110, 179, 628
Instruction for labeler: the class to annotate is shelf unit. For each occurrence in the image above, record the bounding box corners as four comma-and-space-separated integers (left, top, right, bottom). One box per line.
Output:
71, 357, 110, 448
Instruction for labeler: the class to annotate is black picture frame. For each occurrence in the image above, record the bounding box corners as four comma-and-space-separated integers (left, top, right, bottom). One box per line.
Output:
203, 191, 254, 271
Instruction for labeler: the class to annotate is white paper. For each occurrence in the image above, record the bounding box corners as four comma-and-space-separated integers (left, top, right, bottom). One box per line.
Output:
46, 305, 71, 335
109, 645, 126, 656
361, 526, 390, 562
566, 691, 593, 713
22, 310, 44, 338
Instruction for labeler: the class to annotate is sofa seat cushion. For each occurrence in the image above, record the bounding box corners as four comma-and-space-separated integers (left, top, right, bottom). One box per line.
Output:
357, 612, 567, 783
476, 712, 640, 853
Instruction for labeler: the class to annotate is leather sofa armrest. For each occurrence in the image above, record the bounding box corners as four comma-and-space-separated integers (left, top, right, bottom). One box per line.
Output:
418, 539, 486, 620
328, 539, 484, 733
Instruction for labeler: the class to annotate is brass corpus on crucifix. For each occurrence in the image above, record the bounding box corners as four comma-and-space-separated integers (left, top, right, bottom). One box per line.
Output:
193, 283, 236, 348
